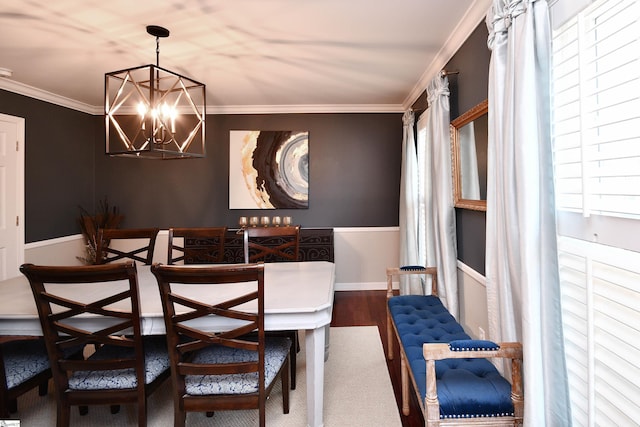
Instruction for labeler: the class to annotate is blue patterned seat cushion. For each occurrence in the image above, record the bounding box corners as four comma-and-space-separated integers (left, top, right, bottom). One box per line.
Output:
185, 337, 291, 396
69, 336, 169, 390
2, 339, 50, 390
388, 295, 514, 419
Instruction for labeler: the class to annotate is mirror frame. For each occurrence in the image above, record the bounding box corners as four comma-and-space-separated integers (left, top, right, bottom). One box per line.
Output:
450, 99, 488, 211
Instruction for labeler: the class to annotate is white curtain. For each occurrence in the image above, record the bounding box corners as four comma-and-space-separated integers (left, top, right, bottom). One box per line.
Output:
399, 110, 422, 294
485, 0, 572, 425
418, 76, 458, 315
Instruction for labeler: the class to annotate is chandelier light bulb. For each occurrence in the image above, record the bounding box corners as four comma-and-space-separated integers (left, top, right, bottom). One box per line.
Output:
137, 103, 148, 117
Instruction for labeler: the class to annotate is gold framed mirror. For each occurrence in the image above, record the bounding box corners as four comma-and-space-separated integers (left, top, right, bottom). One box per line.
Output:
450, 99, 488, 211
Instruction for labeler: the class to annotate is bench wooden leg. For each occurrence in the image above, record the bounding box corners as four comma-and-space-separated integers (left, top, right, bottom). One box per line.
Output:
512, 357, 524, 423
425, 359, 440, 427
386, 310, 394, 360
400, 352, 410, 416
386, 273, 394, 361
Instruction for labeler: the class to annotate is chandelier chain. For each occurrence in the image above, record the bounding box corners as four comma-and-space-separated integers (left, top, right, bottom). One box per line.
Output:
155, 36, 160, 67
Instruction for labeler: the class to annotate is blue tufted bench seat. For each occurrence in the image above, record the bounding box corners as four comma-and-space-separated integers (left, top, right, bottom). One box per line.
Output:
386, 267, 524, 426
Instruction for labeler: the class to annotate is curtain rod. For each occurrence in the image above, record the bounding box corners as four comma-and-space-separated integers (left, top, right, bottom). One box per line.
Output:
440, 69, 460, 77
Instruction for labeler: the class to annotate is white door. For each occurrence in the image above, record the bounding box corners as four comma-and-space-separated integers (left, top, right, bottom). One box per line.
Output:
0, 113, 25, 280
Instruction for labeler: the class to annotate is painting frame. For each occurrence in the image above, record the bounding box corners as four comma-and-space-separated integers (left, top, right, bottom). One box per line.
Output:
229, 130, 309, 209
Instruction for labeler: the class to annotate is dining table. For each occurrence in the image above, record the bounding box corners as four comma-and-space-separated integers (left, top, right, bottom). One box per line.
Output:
0, 260, 336, 427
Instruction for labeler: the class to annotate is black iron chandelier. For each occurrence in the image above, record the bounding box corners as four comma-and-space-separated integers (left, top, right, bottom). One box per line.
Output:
105, 25, 206, 159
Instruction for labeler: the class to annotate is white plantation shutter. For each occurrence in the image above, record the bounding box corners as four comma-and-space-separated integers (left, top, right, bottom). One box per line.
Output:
549, 0, 593, 29
552, 0, 640, 425
558, 237, 640, 426
554, 0, 640, 219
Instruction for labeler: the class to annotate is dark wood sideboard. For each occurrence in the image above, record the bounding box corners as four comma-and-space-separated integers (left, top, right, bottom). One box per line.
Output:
183, 228, 334, 264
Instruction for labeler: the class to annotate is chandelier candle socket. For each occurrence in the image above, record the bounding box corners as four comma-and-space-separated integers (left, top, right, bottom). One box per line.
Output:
105, 25, 206, 159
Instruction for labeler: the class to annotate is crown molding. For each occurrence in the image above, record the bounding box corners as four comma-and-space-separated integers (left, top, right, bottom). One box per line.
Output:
0, 78, 403, 115
207, 104, 404, 114
0, 79, 100, 115
402, 0, 492, 110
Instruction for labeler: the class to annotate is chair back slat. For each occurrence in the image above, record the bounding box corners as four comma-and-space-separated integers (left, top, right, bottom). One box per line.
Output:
243, 226, 300, 263
167, 227, 227, 265
96, 228, 160, 265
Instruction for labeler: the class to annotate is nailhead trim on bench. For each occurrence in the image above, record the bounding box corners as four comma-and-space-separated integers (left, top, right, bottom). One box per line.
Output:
448, 339, 500, 352
442, 412, 514, 419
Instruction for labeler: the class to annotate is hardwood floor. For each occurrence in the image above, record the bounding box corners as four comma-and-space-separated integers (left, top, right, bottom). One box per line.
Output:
330, 290, 424, 427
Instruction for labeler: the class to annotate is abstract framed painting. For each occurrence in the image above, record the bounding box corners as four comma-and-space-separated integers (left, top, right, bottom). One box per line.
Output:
229, 130, 309, 209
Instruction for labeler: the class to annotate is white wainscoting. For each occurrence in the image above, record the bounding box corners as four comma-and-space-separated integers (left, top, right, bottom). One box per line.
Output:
24, 227, 401, 291
24, 234, 86, 266
24, 230, 490, 330
333, 227, 400, 291
457, 260, 488, 340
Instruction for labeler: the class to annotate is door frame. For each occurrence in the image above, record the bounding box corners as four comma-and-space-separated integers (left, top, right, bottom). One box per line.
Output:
0, 113, 25, 278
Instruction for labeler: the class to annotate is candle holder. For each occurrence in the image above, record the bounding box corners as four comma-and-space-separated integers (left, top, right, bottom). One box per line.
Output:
236, 216, 248, 234
260, 216, 270, 227
272, 216, 281, 227
249, 216, 259, 227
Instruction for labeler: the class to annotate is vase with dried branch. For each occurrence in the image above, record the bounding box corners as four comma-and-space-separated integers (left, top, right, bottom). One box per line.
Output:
77, 198, 123, 264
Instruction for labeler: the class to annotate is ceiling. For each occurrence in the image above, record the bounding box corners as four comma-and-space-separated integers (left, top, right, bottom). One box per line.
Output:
0, 0, 490, 114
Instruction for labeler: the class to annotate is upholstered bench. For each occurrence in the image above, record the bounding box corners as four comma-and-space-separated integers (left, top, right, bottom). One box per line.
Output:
386, 267, 524, 426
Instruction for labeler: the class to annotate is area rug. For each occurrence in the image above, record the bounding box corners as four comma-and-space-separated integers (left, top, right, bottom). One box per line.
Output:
9, 326, 402, 426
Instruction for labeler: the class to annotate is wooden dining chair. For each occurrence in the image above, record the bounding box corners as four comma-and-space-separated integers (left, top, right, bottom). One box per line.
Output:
243, 225, 300, 264
95, 227, 160, 265
0, 336, 52, 418
151, 263, 291, 427
167, 227, 227, 265
242, 225, 301, 389
20, 261, 170, 427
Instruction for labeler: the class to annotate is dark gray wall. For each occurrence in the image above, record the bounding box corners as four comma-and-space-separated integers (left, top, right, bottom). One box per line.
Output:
1, 88, 402, 242
95, 113, 402, 230
445, 23, 490, 275
446, 24, 491, 120
0, 90, 95, 242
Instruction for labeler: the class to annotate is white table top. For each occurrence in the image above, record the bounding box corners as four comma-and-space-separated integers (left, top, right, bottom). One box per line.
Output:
0, 261, 336, 336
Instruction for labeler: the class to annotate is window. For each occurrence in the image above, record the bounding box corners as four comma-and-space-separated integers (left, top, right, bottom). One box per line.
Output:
552, 0, 640, 425
554, 0, 640, 221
